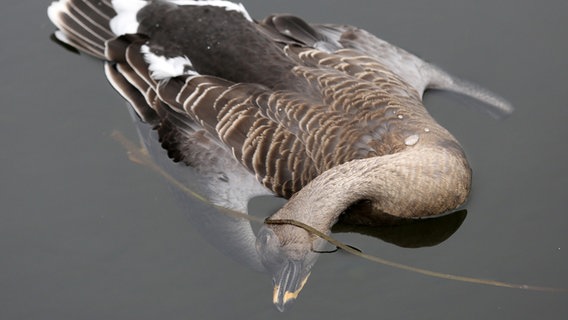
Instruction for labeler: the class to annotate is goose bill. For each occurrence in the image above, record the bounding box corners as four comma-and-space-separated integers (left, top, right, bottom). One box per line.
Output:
272, 260, 311, 311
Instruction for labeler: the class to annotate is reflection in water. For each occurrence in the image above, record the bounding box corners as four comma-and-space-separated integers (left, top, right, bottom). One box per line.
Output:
115, 118, 467, 310
334, 207, 467, 248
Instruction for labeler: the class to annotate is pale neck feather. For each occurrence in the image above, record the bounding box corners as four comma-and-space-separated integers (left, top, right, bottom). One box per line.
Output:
268, 144, 472, 233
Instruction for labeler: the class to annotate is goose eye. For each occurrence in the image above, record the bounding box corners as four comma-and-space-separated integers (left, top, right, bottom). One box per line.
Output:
256, 228, 276, 251
260, 232, 271, 244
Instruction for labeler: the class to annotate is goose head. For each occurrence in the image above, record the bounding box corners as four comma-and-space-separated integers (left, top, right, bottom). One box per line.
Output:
256, 222, 325, 311
256, 141, 472, 310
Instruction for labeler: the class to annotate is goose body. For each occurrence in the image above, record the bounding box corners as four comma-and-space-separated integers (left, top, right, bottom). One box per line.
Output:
48, 0, 512, 310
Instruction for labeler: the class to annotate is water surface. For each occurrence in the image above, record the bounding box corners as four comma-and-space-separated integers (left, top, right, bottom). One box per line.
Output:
1, 1, 567, 319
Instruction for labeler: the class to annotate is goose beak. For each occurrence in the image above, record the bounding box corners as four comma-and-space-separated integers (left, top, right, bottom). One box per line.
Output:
272, 260, 311, 311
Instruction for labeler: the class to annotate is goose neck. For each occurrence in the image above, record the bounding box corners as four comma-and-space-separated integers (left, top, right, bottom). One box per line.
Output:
269, 144, 472, 232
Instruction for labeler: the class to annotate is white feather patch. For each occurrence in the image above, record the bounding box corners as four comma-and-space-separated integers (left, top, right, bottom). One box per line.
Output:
47, 0, 68, 30
47, 1, 76, 46
141, 45, 197, 80
108, 0, 252, 36
53, 30, 71, 44
109, 0, 147, 35
169, 0, 252, 21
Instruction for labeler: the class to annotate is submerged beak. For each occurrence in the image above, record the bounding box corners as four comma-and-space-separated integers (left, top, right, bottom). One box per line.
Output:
272, 260, 311, 311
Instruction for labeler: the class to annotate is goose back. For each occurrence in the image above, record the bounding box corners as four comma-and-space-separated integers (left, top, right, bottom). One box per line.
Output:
48, 0, 510, 203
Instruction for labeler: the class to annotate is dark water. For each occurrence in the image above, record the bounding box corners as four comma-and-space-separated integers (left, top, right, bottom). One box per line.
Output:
2, 1, 567, 319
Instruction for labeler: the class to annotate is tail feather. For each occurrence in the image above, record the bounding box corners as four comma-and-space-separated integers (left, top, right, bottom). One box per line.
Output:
103, 34, 161, 124
48, 0, 116, 59
104, 62, 158, 122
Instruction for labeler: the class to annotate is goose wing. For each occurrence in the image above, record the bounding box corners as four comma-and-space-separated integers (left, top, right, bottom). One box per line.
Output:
95, 5, 432, 199
259, 16, 513, 117
48, 2, 499, 202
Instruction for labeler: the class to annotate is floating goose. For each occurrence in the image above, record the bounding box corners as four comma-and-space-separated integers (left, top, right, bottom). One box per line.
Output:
47, 0, 512, 311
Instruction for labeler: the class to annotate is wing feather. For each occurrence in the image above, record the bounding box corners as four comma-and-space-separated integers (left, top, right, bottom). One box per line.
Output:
49, 3, 512, 202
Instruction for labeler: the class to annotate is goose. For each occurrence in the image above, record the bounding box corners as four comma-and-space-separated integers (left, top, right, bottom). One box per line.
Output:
47, 0, 513, 311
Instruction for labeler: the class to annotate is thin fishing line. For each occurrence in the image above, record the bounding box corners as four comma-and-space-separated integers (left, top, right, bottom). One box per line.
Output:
113, 130, 565, 293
